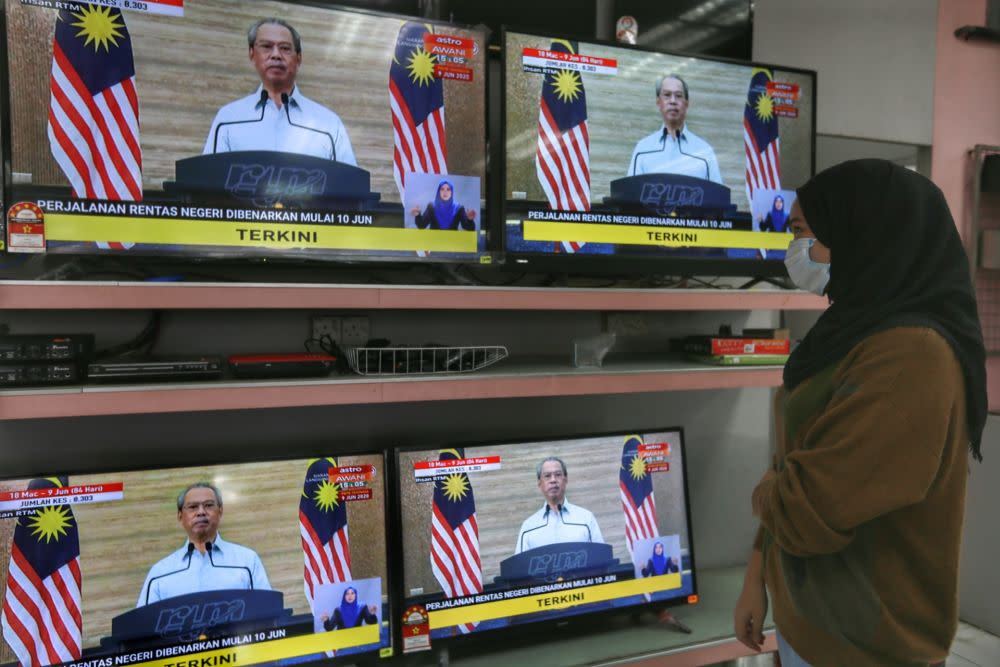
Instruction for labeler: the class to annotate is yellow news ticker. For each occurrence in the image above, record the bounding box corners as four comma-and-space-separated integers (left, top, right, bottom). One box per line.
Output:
428, 573, 683, 629
44, 214, 478, 253
523, 220, 793, 250
125, 624, 378, 667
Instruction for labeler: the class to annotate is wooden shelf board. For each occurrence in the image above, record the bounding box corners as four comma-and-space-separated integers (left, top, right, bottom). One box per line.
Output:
0, 360, 784, 420
0, 280, 828, 311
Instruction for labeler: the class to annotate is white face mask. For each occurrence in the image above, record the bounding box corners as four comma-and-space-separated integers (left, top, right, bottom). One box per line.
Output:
784, 237, 830, 295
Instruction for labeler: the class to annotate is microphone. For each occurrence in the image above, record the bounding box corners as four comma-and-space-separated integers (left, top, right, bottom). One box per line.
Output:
675, 128, 711, 180
145, 542, 195, 606
205, 541, 254, 589
213, 90, 268, 154
519, 507, 552, 553
280, 92, 337, 161
630, 128, 667, 176
556, 505, 593, 542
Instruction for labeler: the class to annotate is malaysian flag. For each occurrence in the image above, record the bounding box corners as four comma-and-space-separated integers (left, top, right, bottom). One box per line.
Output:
2, 478, 82, 667
429, 448, 481, 634
743, 68, 781, 206
535, 40, 590, 252
300, 458, 352, 608
390, 22, 448, 201
620, 436, 659, 559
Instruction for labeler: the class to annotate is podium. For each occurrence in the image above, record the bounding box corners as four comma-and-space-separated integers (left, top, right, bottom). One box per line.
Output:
101, 589, 292, 650
495, 542, 620, 586
164, 151, 381, 210
604, 173, 739, 218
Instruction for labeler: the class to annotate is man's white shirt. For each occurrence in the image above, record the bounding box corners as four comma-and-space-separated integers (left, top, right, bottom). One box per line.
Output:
627, 124, 723, 184
137, 534, 271, 606
514, 500, 604, 554
203, 85, 356, 165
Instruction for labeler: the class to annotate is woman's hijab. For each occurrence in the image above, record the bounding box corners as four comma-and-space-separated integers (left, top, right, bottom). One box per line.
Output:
433, 180, 458, 228
339, 587, 361, 627
650, 542, 667, 575
784, 159, 987, 459
769, 195, 788, 232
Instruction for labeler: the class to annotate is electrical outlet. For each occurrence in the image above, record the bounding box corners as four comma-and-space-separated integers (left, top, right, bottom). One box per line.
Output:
311, 315, 342, 346
341, 316, 370, 347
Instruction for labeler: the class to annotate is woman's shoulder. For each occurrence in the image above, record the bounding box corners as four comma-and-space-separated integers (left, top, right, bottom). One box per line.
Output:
843, 326, 962, 386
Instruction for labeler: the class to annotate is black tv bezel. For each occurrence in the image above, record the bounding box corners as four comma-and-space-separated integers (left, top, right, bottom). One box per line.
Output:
0, 448, 396, 665
0, 0, 492, 268
498, 26, 818, 279
390, 425, 698, 652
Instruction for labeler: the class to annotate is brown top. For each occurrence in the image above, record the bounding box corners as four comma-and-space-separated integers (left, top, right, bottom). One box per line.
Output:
754, 327, 968, 667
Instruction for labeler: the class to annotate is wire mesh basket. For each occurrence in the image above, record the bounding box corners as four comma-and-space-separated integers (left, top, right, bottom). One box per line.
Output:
344, 345, 509, 376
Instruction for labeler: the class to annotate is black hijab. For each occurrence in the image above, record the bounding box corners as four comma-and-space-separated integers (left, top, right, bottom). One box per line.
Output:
783, 159, 987, 460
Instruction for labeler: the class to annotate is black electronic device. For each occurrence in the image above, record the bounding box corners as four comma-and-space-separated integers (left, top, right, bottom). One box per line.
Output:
0, 333, 94, 362
87, 356, 224, 382
228, 353, 337, 379
0, 363, 80, 386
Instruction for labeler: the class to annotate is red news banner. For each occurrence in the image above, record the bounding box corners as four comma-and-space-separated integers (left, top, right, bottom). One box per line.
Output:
424, 33, 476, 82
638, 442, 671, 473
328, 465, 376, 502
766, 81, 801, 118
521, 47, 618, 76
0, 482, 124, 518
413, 456, 502, 481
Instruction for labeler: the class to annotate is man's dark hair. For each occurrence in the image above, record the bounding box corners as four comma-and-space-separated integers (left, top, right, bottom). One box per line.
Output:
656, 74, 689, 101
176, 482, 223, 511
247, 18, 302, 54
536, 457, 568, 479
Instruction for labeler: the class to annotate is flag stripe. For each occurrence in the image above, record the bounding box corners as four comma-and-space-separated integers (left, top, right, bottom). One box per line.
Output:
2, 592, 43, 667
52, 43, 138, 200
47, 107, 96, 199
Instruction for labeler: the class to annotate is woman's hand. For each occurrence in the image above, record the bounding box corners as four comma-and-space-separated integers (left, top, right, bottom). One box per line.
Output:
734, 577, 768, 652
410, 206, 420, 216
466, 208, 476, 221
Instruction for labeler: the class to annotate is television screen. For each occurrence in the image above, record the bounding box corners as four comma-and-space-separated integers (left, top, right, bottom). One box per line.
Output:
0, 453, 391, 667
395, 428, 694, 649
2, 1, 487, 263
502, 29, 815, 277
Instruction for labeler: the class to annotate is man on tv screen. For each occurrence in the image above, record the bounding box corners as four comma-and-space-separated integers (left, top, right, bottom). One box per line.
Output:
137, 482, 271, 606
514, 457, 604, 554
626, 74, 722, 184
202, 18, 357, 165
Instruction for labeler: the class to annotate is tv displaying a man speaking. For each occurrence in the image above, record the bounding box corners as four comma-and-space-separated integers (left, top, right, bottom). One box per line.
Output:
0, 453, 391, 667
396, 428, 695, 646
502, 29, 815, 276
2, 1, 487, 262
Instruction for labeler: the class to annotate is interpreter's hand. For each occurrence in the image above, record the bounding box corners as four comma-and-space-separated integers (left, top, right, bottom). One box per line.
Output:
733, 578, 768, 652
410, 206, 420, 216
320, 613, 329, 622
369, 604, 378, 615
467, 209, 476, 221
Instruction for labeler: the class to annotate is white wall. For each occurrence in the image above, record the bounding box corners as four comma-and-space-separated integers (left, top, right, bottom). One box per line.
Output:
752, 0, 939, 145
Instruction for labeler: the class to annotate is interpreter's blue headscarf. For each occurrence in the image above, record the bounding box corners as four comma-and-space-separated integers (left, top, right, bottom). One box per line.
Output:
339, 587, 360, 628
433, 180, 458, 228
650, 541, 667, 575
769, 195, 788, 232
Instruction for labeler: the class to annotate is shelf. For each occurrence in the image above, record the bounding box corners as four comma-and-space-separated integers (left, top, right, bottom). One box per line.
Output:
430, 566, 775, 667
0, 359, 785, 420
0, 280, 828, 311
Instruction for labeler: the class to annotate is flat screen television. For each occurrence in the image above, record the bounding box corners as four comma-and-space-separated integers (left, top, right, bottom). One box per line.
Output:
501, 28, 816, 278
0, 452, 392, 667
1, 1, 487, 264
394, 428, 695, 650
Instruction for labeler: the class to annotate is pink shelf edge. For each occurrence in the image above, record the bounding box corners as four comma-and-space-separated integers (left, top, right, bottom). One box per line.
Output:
0, 281, 828, 311
627, 633, 777, 667
0, 367, 783, 420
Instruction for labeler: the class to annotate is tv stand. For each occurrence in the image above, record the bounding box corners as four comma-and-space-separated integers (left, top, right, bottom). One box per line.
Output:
739, 275, 795, 290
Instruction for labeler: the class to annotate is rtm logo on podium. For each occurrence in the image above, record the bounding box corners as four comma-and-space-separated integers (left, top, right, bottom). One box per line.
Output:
156, 599, 246, 641
639, 182, 704, 215
528, 550, 587, 581
225, 164, 326, 206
